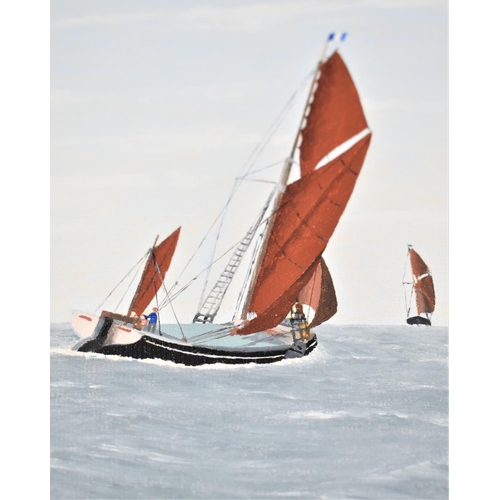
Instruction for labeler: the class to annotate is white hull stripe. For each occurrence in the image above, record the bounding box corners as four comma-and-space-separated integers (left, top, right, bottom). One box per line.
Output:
144, 338, 317, 360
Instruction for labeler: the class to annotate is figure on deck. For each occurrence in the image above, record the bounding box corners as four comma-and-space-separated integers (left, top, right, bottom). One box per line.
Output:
144, 307, 159, 334
290, 303, 310, 340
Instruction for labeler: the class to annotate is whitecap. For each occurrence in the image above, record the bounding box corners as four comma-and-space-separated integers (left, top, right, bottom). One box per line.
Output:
288, 410, 347, 420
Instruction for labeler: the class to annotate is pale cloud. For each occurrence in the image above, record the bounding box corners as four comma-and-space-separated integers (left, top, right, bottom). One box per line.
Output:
53, 173, 149, 191
51, 0, 445, 31
51, 11, 162, 28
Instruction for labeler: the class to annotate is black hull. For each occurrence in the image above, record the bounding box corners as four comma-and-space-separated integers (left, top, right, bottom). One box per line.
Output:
75, 317, 318, 366
406, 316, 431, 326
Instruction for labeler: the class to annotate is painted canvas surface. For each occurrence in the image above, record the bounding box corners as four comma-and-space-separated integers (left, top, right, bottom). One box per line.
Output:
51, 1, 449, 499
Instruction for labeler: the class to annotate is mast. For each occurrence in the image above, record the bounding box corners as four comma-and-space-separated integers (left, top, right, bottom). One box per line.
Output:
241, 43, 331, 319
403, 244, 413, 318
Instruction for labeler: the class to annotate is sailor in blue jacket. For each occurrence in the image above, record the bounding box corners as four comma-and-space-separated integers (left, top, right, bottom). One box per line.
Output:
144, 307, 159, 333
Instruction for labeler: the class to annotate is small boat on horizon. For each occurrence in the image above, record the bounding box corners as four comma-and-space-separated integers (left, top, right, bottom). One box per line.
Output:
402, 245, 436, 326
70, 38, 372, 365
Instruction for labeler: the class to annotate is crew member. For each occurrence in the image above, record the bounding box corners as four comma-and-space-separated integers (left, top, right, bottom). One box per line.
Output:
290, 303, 309, 340
144, 307, 159, 334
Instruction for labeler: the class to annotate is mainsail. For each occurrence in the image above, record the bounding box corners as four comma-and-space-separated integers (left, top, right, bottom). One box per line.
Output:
409, 248, 435, 315
237, 133, 371, 335
128, 227, 181, 317
234, 51, 371, 335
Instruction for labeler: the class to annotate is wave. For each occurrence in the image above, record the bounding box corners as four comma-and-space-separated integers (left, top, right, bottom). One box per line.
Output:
288, 410, 348, 420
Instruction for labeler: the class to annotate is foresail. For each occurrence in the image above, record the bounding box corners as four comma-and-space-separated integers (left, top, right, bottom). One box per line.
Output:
128, 227, 181, 317
235, 134, 370, 335
297, 258, 323, 311
299, 52, 369, 177
298, 257, 337, 328
409, 248, 435, 315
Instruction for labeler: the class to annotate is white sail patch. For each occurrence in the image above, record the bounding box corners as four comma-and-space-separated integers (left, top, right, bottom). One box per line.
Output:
415, 272, 430, 282
314, 127, 371, 171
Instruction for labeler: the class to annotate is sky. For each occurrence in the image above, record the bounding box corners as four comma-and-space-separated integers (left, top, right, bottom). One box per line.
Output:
51, 0, 448, 326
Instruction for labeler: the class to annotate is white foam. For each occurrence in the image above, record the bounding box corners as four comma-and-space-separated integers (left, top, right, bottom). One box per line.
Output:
98, 444, 189, 465
288, 410, 347, 420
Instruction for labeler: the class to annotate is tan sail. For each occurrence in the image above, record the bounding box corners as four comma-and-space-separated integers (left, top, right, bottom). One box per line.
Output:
128, 227, 181, 317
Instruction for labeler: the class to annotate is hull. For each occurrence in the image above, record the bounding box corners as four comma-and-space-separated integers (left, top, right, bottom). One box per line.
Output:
406, 315, 431, 326
73, 315, 318, 366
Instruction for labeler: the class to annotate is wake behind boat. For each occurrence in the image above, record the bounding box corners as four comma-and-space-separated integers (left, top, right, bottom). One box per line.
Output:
71, 37, 372, 366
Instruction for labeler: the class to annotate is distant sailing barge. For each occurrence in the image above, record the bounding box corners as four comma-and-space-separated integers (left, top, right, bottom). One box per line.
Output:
403, 245, 436, 326
71, 43, 372, 366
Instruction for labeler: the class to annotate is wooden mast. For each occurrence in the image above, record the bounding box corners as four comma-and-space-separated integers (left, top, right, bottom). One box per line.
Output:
241, 43, 332, 319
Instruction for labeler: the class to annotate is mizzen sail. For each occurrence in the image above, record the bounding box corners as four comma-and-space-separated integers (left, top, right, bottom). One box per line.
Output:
128, 227, 181, 317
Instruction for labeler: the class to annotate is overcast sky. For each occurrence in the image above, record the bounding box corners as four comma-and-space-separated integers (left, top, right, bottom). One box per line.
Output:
51, 0, 448, 326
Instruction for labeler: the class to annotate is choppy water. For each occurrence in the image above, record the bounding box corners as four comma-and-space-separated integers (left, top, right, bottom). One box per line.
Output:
51, 323, 448, 499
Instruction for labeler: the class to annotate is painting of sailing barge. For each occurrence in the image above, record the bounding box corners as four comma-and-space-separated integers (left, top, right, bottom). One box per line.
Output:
70, 49, 371, 366
51, 2, 448, 499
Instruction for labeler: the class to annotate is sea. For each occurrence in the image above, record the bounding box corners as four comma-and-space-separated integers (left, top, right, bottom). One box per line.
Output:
50, 323, 448, 500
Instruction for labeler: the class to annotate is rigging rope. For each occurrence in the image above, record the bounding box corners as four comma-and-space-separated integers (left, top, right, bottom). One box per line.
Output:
94, 251, 150, 313
157, 191, 278, 313
187, 325, 234, 343
197, 178, 238, 312
170, 68, 316, 305
236, 68, 315, 176
402, 247, 413, 317
194, 77, 303, 308
236, 160, 284, 179
152, 255, 187, 341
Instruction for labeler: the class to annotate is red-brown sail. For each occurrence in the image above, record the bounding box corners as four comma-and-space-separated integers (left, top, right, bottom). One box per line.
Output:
299, 52, 369, 177
297, 259, 323, 311
236, 134, 370, 335
409, 248, 435, 314
234, 256, 321, 336
298, 257, 337, 328
128, 227, 181, 317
